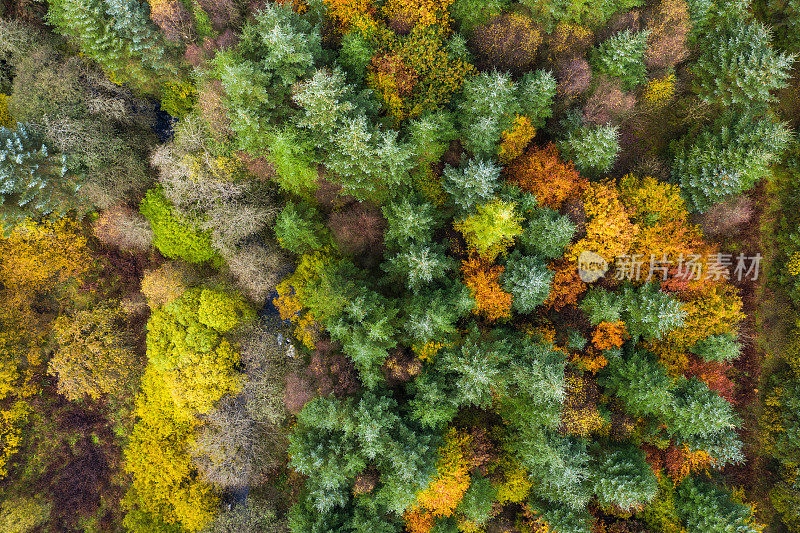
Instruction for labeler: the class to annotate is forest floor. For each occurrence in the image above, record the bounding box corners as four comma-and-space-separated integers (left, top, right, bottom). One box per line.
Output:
720, 181, 773, 523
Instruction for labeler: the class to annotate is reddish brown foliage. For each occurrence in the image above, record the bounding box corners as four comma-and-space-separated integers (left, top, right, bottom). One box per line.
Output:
307, 338, 361, 397
506, 143, 587, 210
327, 201, 386, 256
92, 205, 153, 253
642, 444, 664, 477
663, 443, 712, 482
544, 261, 587, 311
686, 357, 735, 403
197, 0, 241, 31
643, 0, 690, 70
472, 12, 542, 72
235, 151, 276, 182
597, 10, 642, 41
699, 195, 755, 238
465, 427, 497, 475
556, 57, 592, 98
315, 176, 356, 209
284, 371, 315, 415
371, 53, 419, 96
197, 79, 234, 142
583, 78, 637, 125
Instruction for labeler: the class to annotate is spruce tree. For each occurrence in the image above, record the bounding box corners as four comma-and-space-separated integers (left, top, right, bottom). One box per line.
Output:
672, 111, 791, 212
519, 69, 558, 128
676, 476, 760, 533
382, 193, 440, 249
519, 208, 576, 259
0, 124, 79, 228
690, 333, 742, 362
667, 377, 740, 438
382, 242, 456, 292
558, 123, 620, 176
599, 348, 674, 418
47, 0, 173, 93
501, 251, 554, 313
442, 158, 501, 211
592, 444, 659, 512
590, 29, 650, 89
691, 6, 794, 108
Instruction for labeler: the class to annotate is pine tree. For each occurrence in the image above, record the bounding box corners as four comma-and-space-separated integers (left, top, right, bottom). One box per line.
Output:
672, 111, 791, 212
558, 123, 620, 175
0, 123, 79, 229
501, 251, 554, 313
691, 7, 794, 108
442, 158, 501, 210
592, 444, 659, 512
590, 29, 650, 90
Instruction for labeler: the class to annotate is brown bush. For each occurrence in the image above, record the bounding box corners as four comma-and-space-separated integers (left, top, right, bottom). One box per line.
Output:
643, 0, 690, 70
140, 261, 198, 308
197, 79, 233, 142
699, 195, 754, 237
383, 348, 423, 385
327, 201, 386, 256
353, 468, 379, 496
556, 56, 592, 98
596, 10, 641, 42
472, 12, 542, 72
222, 243, 286, 305
582, 77, 637, 125
197, 0, 242, 31
235, 151, 276, 182
284, 370, 315, 415
307, 338, 361, 397
92, 205, 153, 252
315, 176, 356, 210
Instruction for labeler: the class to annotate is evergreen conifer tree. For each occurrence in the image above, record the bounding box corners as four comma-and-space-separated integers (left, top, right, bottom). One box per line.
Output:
590, 29, 650, 89
558, 124, 620, 176
0, 124, 79, 228
692, 6, 794, 108
501, 251, 554, 313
